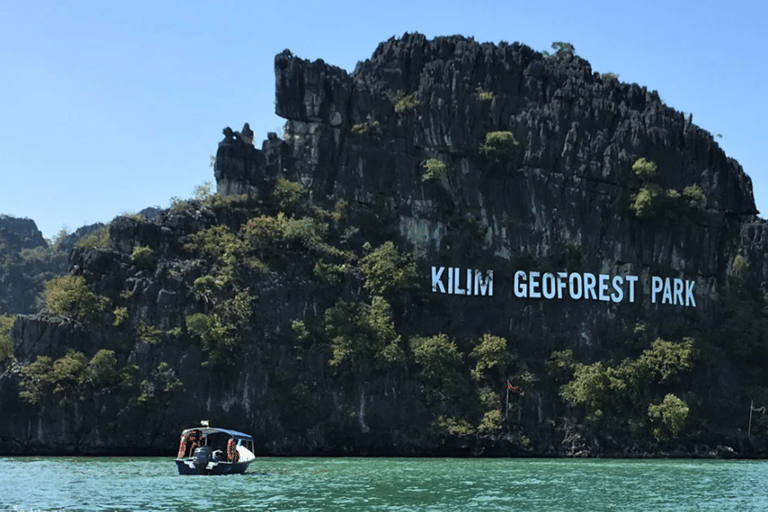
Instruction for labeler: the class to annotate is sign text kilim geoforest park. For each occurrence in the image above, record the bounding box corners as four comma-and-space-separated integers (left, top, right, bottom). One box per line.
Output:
431, 266, 696, 307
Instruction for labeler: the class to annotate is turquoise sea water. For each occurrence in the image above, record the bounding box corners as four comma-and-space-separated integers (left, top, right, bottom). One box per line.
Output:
1, 457, 767, 511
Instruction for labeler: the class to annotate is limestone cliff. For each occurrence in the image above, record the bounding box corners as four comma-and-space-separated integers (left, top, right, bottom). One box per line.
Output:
2, 34, 767, 457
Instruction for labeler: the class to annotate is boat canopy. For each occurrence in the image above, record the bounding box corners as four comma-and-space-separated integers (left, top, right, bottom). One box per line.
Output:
181, 427, 253, 441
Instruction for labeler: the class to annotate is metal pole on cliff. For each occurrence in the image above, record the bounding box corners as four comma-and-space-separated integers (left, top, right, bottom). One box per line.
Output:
749, 401, 766, 436
505, 382, 510, 419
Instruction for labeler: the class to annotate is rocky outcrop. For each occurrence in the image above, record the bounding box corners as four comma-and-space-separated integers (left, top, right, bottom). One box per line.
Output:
3, 34, 768, 457
0, 216, 47, 251
236, 33, 757, 356
0, 216, 55, 315
0, 216, 109, 315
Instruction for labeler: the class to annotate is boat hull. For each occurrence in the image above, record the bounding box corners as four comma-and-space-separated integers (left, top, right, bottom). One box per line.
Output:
175, 459, 253, 475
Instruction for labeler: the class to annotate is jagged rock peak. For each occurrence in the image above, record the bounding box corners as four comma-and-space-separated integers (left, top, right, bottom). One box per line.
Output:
0, 215, 46, 250
264, 33, 755, 216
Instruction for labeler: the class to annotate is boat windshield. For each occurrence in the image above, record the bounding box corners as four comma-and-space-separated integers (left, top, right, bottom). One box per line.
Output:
178, 429, 254, 462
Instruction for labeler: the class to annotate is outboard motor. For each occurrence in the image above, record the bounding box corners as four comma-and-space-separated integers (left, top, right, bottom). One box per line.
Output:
193, 446, 213, 475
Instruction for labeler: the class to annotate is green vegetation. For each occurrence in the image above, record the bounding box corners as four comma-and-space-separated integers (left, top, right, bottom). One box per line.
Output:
422, 158, 447, 182
323, 296, 404, 370
478, 408, 503, 434
184, 225, 245, 263
476, 88, 494, 101
410, 334, 464, 392
632, 157, 658, 180
351, 115, 381, 135
601, 72, 620, 80
19, 349, 134, 404
112, 306, 128, 327
185, 290, 253, 365
682, 185, 706, 209
193, 181, 215, 202
82, 349, 128, 389
313, 261, 347, 285
432, 415, 475, 436
480, 131, 519, 157
558, 337, 696, 439
392, 91, 420, 114
647, 393, 689, 441
0, 314, 15, 363
629, 158, 707, 218
543, 41, 575, 58
136, 321, 162, 345
44, 275, 110, 325
243, 214, 289, 261
714, 255, 768, 364
292, 319, 311, 342
137, 362, 182, 406
359, 241, 417, 295
169, 196, 194, 213
120, 212, 146, 222
470, 333, 511, 382
76, 226, 110, 250
272, 177, 308, 214
130, 246, 155, 270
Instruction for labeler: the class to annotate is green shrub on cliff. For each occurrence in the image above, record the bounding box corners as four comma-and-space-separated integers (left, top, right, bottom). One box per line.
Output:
136, 321, 162, 345
470, 333, 511, 382
629, 158, 707, 218
480, 131, 519, 157
359, 241, 417, 295
410, 334, 464, 392
632, 157, 658, 180
351, 116, 381, 135
185, 290, 253, 365
476, 88, 494, 101
137, 362, 182, 406
648, 393, 689, 442
76, 226, 110, 249
19, 349, 132, 403
543, 41, 575, 58
112, 306, 128, 327
130, 246, 155, 270
477, 409, 503, 434
184, 226, 244, 263
272, 177, 308, 213
0, 314, 14, 363
422, 159, 447, 182
44, 275, 110, 325
193, 181, 215, 202
683, 185, 706, 209
243, 213, 289, 259
392, 91, 420, 113
630, 184, 663, 218
83, 349, 125, 389
284, 217, 328, 249
313, 261, 347, 285
559, 338, 696, 436
432, 416, 475, 436
324, 296, 404, 369
19, 356, 55, 403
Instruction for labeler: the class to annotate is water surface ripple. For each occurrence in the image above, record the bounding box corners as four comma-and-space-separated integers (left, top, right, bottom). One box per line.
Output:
1, 457, 766, 511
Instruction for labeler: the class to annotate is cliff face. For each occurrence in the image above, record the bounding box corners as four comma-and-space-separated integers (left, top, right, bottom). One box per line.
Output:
3, 34, 768, 457
228, 33, 758, 356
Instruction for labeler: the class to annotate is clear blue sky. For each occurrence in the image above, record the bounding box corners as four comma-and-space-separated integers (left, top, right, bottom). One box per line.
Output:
1, 0, 766, 240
